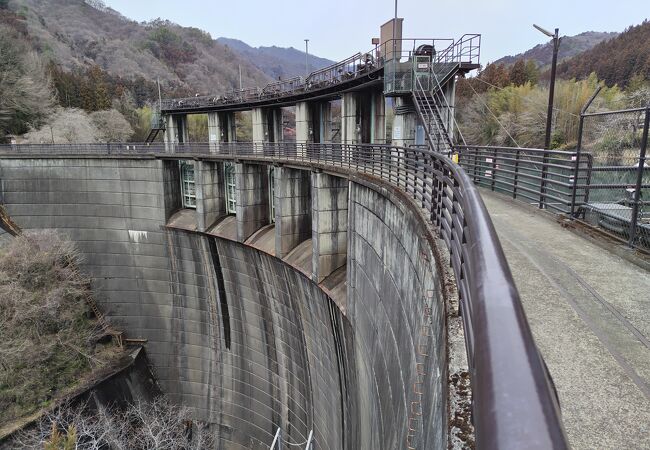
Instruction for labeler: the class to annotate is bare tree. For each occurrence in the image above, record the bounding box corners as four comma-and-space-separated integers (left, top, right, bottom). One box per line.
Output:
0, 25, 55, 141
89, 109, 134, 142
8, 397, 214, 450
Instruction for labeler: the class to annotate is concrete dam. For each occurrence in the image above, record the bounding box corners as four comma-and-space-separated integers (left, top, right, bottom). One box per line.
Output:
0, 154, 446, 449
0, 27, 566, 450
0, 145, 567, 449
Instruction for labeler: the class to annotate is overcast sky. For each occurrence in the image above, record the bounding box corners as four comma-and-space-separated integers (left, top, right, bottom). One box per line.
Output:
104, 0, 647, 64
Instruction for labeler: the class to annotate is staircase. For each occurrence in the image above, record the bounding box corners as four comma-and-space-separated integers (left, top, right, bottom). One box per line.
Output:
411, 62, 463, 155
145, 110, 165, 144
145, 128, 162, 143
412, 92, 454, 154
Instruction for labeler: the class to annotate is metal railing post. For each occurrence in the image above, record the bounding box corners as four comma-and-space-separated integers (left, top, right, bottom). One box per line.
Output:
570, 115, 585, 218
513, 148, 520, 199
491, 147, 497, 191
539, 148, 549, 209
628, 107, 649, 247
473, 146, 479, 183
571, 87, 601, 218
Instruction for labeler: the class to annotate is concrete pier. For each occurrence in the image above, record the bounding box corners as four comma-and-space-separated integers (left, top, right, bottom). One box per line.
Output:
295, 102, 312, 154
207, 112, 221, 153
235, 163, 269, 242
311, 171, 348, 283
163, 114, 189, 151
341, 92, 359, 145
251, 107, 268, 147
274, 166, 311, 258
370, 90, 386, 144
316, 101, 332, 143
195, 160, 226, 231
392, 97, 418, 148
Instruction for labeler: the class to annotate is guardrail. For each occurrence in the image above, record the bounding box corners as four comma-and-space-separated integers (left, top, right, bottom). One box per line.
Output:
0, 141, 567, 449
457, 145, 593, 214
161, 35, 480, 113
457, 143, 650, 250
160, 50, 381, 112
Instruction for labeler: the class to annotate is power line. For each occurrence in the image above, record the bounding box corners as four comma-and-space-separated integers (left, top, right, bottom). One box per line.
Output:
471, 77, 580, 118
466, 81, 521, 148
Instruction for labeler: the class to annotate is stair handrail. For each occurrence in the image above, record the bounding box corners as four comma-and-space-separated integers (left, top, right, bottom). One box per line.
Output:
413, 73, 453, 153
429, 63, 467, 147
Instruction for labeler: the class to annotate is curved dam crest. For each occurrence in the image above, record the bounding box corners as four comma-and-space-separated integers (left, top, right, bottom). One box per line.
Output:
0, 156, 446, 449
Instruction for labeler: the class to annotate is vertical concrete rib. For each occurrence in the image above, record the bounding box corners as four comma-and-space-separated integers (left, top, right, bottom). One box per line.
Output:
274, 167, 311, 258
235, 163, 269, 242
195, 160, 226, 232
311, 171, 348, 283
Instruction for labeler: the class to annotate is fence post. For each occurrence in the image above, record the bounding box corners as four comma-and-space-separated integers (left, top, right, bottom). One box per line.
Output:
570, 113, 586, 218
473, 146, 479, 183
628, 107, 649, 247
491, 147, 497, 192
571, 87, 601, 218
539, 147, 549, 208
513, 148, 520, 199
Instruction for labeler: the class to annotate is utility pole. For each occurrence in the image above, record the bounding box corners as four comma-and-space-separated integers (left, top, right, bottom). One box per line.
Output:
157, 78, 162, 109
239, 65, 242, 91
534, 24, 561, 149
393, 0, 398, 61
534, 24, 561, 208
304, 39, 310, 77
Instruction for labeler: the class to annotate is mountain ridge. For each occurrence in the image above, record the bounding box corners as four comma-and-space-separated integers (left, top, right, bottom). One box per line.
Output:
216, 37, 335, 80
493, 31, 618, 68
3, 0, 334, 96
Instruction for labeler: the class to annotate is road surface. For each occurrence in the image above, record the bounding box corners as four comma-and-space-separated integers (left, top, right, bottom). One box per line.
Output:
482, 190, 650, 450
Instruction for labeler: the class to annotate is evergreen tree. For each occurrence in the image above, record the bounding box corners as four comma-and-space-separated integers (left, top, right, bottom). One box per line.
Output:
509, 60, 528, 86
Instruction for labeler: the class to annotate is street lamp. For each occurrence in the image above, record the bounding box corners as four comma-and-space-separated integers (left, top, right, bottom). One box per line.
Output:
533, 24, 561, 150
304, 39, 310, 77
534, 24, 561, 209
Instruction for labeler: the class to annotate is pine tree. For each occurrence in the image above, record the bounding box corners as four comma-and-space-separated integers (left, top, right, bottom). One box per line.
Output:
509, 60, 528, 86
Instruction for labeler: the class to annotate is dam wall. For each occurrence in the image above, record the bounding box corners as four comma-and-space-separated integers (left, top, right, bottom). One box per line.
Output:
0, 156, 447, 449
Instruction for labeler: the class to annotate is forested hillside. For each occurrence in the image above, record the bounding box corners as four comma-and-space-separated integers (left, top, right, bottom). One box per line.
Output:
556, 20, 650, 87
456, 19, 650, 150
5, 0, 270, 93
0, 0, 333, 143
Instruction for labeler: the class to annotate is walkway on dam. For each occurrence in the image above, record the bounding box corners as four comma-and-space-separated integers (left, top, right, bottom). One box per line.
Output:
482, 191, 650, 450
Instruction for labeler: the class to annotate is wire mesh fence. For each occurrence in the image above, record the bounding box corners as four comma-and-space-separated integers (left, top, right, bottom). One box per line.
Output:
457, 106, 650, 251
579, 107, 650, 248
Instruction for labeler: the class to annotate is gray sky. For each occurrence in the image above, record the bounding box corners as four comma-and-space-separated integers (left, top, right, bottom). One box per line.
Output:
104, 0, 647, 64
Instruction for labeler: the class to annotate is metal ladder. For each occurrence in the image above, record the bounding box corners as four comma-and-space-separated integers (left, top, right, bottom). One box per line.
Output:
84, 287, 123, 348
411, 62, 463, 154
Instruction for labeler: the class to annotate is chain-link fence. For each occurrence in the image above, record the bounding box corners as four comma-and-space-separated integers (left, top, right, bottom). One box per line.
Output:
579, 107, 650, 248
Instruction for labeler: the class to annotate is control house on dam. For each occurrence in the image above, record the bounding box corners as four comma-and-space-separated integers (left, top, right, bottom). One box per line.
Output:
0, 20, 569, 450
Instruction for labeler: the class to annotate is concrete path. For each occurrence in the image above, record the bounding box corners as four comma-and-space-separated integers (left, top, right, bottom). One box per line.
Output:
481, 191, 650, 450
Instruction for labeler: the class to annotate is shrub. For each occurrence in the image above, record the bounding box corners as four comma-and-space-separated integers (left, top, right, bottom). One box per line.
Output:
0, 231, 106, 424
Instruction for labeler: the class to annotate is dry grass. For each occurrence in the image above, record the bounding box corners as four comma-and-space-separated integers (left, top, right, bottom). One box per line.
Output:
0, 230, 113, 425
